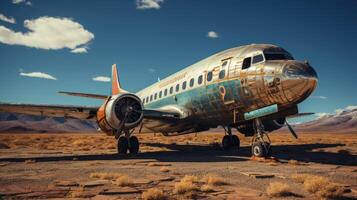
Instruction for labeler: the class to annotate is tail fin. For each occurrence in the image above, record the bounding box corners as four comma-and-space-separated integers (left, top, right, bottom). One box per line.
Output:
111, 64, 128, 95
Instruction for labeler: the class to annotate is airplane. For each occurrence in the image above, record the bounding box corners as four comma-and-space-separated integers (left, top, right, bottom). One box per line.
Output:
0, 44, 317, 157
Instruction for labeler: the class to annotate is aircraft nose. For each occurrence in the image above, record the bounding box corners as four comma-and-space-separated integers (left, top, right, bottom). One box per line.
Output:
281, 62, 318, 103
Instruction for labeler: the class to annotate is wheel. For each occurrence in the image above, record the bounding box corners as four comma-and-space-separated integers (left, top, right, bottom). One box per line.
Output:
129, 136, 139, 154
117, 136, 128, 154
232, 135, 240, 151
251, 142, 271, 157
222, 135, 232, 151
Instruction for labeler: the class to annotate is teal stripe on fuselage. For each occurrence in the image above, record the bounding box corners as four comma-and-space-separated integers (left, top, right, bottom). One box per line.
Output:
143, 78, 241, 124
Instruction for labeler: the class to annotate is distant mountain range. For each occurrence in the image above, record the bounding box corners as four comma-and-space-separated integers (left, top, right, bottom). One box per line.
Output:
0, 108, 356, 133
291, 107, 357, 133
0, 113, 97, 133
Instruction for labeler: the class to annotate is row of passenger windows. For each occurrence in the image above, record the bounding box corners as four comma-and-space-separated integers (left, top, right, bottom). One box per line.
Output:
142, 53, 293, 104
142, 69, 227, 104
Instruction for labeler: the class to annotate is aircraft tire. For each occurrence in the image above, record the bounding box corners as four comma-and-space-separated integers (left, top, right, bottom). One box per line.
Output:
222, 135, 232, 151
117, 136, 128, 154
232, 135, 240, 151
252, 142, 271, 157
129, 136, 139, 154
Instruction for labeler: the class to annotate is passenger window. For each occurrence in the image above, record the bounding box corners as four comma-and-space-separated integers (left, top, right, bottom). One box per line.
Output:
182, 81, 186, 90
150, 95, 153, 101
198, 75, 203, 85
242, 57, 251, 69
164, 89, 168, 96
207, 71, 213, 82
252, 54, 264, 64
190, 78, 194, 87
176, 84, 180, 92
219, 70, 225, 79
170, 87, 173, 94
222, 60, 228, 67
146, 97, 149, 103
159, 91, 162, 98
142, 98, 145, 104
154, 93, 157, 100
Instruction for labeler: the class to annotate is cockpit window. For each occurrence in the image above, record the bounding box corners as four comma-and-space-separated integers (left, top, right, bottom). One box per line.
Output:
264, 53, 293, 60
242, 57, 251, 69
252, 54, 264, 64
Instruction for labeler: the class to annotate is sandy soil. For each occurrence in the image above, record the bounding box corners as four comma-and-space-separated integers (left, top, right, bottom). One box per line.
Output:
0, 131, 356, 199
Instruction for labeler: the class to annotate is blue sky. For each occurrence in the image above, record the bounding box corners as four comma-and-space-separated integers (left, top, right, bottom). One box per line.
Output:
0, 0, 356, 122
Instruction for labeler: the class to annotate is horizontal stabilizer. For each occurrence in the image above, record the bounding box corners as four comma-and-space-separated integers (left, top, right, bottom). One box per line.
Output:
58, 91, 108, 100
286, 112, 314, 118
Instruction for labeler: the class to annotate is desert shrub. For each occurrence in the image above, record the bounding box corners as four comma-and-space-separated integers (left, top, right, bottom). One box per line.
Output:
113, 175, 134, 186
174, 181, 197, 194
181, 175, 199, 183
292, 174, 344, 198
142, 188, 167, 200
200, 184, 214, 192
266, 182, 292, 197
203, 174, 228, 186
89, 172, 123, 180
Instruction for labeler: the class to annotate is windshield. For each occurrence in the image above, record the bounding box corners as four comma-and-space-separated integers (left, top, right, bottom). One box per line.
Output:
264, 53, 293, 60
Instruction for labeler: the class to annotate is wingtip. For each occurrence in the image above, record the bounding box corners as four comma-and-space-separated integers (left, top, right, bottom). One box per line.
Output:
111, 63, 120, 95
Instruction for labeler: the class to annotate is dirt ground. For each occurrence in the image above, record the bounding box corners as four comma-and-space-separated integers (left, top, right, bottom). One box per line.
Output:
0, 131, 356, 199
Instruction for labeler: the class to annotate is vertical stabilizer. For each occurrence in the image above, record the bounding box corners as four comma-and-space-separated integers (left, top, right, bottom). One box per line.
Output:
111, 64, 121, 95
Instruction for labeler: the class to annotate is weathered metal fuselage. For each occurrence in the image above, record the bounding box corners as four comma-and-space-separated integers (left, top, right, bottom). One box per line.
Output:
137, 44, 318, 135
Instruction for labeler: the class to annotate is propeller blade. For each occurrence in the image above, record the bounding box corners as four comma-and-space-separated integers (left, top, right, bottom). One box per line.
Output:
285, 119, 298, 139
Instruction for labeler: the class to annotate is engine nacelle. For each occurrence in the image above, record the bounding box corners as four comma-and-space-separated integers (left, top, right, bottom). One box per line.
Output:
236, 118, 285, 136
97, 93, 143, 135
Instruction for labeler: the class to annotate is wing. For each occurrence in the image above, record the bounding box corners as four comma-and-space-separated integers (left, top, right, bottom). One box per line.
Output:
143, 109, 181, 120
0, 103, 99, 120
58, 91, 108, 100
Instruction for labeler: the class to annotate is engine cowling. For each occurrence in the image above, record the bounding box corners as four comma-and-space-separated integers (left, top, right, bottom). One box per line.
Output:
97, 93, 143, 135
236, 118, 285, 136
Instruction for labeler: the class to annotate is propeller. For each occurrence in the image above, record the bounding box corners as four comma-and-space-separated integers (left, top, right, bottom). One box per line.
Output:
285, 119, 298, 139
114, 97, 143, 139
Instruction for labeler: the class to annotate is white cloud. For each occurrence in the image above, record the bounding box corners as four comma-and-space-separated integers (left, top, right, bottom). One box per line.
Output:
310, 95, 327, 99
12, 0, 32, 6
207, 31, 218, 38
93, 76, 110, 82
0, 16, 94, 52
20, 71, 57, 80
0, 13, 16, 24
136, 0, 164, 10
70, 47, 87, 54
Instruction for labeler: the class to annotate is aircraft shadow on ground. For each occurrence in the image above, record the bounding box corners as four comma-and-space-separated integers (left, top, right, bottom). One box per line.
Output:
0, 143, 355, 166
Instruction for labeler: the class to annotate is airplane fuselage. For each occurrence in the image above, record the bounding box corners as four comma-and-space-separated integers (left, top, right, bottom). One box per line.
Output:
137, 44, 317, 135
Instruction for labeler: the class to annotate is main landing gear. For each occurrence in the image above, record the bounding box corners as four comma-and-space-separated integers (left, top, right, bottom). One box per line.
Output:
251, 118, 272, 157
116, 129, 139, 154
222, 126, 240, 151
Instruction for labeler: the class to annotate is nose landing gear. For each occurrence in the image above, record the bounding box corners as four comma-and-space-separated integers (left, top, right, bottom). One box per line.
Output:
251, 118, 272, 157
222, 126, 240, 152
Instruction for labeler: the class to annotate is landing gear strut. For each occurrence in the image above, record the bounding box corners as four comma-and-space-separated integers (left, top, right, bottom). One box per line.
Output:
251, 118, 272, 157
222, 126, 240, 152
116, 129, 139, 154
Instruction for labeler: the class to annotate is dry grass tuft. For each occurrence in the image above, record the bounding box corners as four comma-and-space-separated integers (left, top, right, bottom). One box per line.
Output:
147, 162, 171, 167
203, 174, 228, 186
292, 174, 344, 198
112, 175, 134, 186
24, 159, 36, 164
160, 167, 170, 172
288, 160, 300, 165
200, 184, 214, 193
174, 180, 198, 194
181, 175, 199, 183
69, 188, 94, 198
89, 172, 123, 180
266, 182, 292, 197
142, 188, 167, 200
